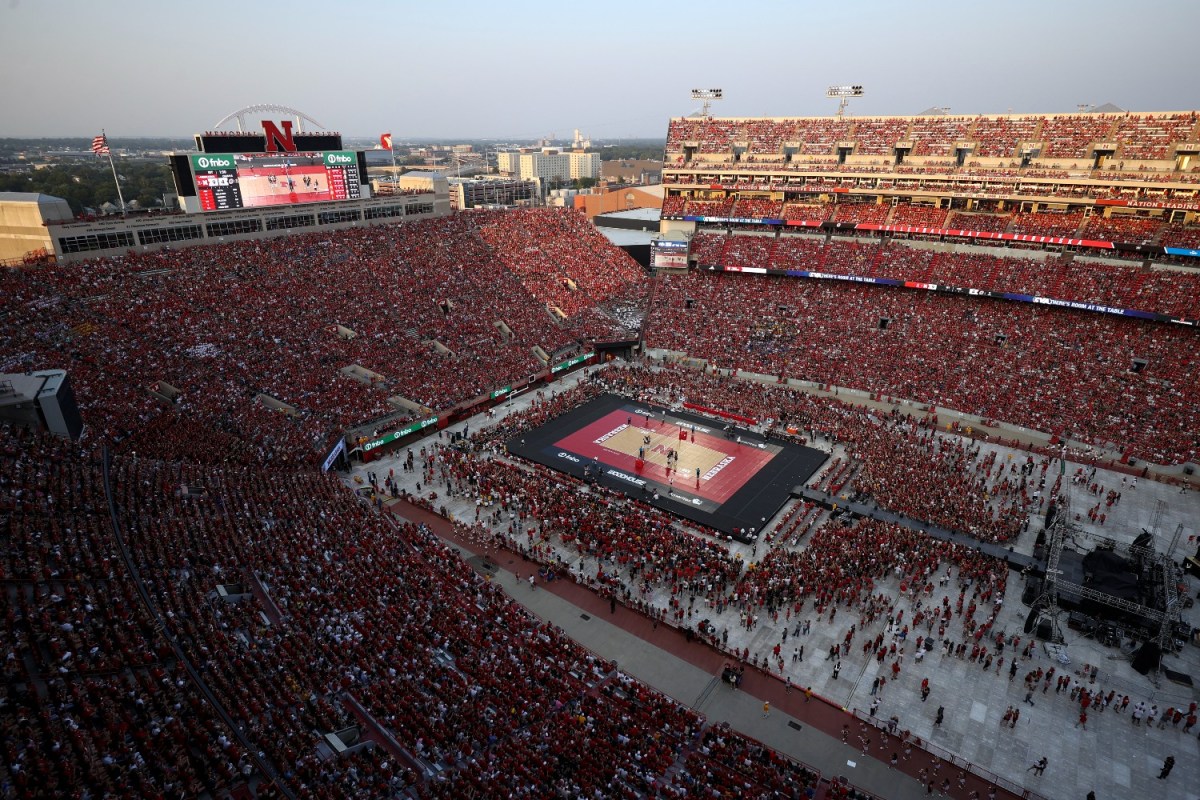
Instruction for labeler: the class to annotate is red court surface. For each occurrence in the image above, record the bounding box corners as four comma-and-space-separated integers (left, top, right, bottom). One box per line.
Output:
507, 394, 827, 538
239, 166, 333, 206
554, 410, 778, 504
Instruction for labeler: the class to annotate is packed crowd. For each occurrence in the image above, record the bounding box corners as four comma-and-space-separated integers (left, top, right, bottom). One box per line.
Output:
1111, 113, 1200, 160
732, 197, 784, 219
887, 204, 950, 228
3, 414, 872, 799
9, 193, 1200, 800
445, 364, 1199, 792
431, 445, 746, 609
1040, 115, 1119, 159
830, 203, 891, 225
0, 209, 644, 466
850, 118, 914, 156
1080, 213, 1164, 243
907, 117, 974, 157
1159, 222, 1200, 250
644, 272, 1200, 464
969, 117, 1046, 158
1004, 210, 1086, 239
668, 199, 1180, 245
946, 211, 1013, 233
685, 231, 1200, 319
667, 112, 1199, 162
477, 208, 647, 318
0, 426, 284, 798
781, 203, 832, 223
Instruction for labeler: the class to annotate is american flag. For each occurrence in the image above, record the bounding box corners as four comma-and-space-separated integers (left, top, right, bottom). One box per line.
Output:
91, 134, 110, 156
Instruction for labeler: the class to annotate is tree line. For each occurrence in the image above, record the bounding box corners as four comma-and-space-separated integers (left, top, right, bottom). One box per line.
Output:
0, 161, 176, 214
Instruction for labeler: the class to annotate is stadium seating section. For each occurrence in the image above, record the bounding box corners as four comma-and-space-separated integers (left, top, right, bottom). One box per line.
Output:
667, 199, 1185, 247
644, 269, 1200, 465
0, 210, 645, 465
0, 406, 852, 798
686, 232, 1200, 316
6, 185, 1200, 798
667, 112, 1200, 162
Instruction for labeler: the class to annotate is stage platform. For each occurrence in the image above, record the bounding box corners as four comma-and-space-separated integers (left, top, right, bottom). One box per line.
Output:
506, 393, 827, 540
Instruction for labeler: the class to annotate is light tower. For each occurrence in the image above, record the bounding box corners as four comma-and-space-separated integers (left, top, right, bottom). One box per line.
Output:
690, 88, 724, 118
826, 85, 865, 117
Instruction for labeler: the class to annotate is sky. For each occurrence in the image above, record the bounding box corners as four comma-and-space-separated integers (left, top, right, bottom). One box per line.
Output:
2, 0, 1198, 140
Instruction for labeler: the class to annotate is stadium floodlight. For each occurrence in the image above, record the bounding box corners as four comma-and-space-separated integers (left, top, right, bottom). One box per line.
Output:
690, 88, 724, 118
826, 84, 865, 117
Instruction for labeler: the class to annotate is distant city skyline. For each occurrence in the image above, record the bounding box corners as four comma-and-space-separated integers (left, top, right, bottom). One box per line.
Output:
2, 0, 1198, 139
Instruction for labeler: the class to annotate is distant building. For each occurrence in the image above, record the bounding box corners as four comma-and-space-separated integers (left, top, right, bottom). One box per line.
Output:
569, 151, 601, 180
601, 159, 663, 185
448, 176, 539, 209
397, 171, 450, 196
496, 147, 601, 187
573, 184, 664, 219
0, 192, 73, 263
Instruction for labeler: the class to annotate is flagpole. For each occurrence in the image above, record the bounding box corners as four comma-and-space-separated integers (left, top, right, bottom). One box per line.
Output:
390, 140, 398, 194
102, 129, 126, 216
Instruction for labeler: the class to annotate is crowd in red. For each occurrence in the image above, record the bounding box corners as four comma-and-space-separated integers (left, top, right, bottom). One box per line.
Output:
667, 199, 1181, 246
644, 271, 1200, 465
7, 186, 1199, 799
477, 208, 647, 317
1080, 213, 1164, 243
0, 210, 643, 466
0, 427, 249, 799
945, 211, 1012, 233
1004, 210, 1086, 239
733, 515, 1008, 645
1111, 113, 1200, 160
781, 203, 833, 223
686, 231, 1200, 319
732, 197, 784, 219
907, 117, 974, 157
1040, 116, 1118, 159
606, 365, 1040, 543
432, 445, 746, 610
3, 408, 879, 799
667, 112, 1199, 161
830, 203, 891, 225
1160, 222, 1200, 250
887, 204, 950, 228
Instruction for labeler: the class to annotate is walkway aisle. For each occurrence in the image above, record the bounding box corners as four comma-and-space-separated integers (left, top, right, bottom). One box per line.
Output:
350, 363, 1200, 800
393, 499, 1013, 800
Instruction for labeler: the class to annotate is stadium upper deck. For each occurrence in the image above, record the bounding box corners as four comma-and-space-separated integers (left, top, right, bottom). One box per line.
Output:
661, 111, 1200, 242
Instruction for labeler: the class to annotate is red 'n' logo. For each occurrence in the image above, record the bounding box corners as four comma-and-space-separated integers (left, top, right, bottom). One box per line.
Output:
262, 120, 297, 152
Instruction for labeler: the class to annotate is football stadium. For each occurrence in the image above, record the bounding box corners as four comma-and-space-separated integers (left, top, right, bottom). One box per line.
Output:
2, 101, 1200, 800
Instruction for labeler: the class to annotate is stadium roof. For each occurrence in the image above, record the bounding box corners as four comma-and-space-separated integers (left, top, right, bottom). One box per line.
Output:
598, 207, 662, 223
597, 228, 658, 247
0, 191, 65, 204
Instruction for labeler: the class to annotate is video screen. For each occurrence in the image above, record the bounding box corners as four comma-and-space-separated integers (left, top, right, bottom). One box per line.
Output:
190, 151, 361, 212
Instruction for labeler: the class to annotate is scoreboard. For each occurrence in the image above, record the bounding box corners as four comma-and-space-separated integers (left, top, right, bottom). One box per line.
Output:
651, 239, 690, 269
190, 151, 362, 212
